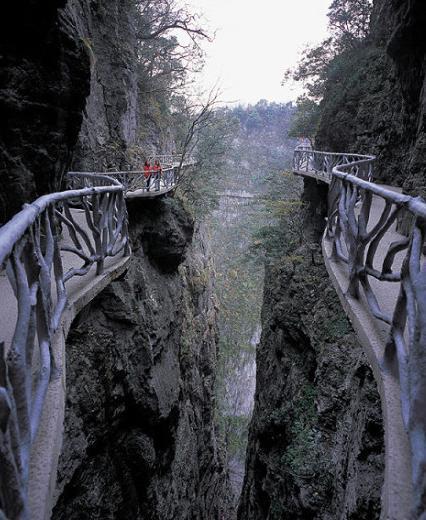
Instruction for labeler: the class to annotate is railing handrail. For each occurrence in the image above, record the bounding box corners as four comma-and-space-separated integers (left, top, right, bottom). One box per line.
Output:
72, 163, 196, 197
332, 167, 426, 216
295, 143, 374, 157
293, 148, 375, 183
0, 177, 124, 266
69, 167, 174, 175
67, 171, 123, 185
307, 149, 375, 160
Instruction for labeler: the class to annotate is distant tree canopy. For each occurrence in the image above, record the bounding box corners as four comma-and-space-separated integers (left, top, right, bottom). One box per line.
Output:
177, 100, 297, 217
231, 100, 294, 136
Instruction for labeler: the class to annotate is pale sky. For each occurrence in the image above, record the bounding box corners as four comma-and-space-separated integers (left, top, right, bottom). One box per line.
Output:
185, 0, 331, 104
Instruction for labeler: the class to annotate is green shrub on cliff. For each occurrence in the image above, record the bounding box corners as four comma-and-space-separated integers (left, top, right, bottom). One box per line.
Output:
283, 0, 373, 146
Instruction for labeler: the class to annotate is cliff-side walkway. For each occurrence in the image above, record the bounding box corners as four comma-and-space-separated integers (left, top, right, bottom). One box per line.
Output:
0, 173, 131, 519
0, 153, 194, 519
71, 155, 196, 199
293, 146, 426, 520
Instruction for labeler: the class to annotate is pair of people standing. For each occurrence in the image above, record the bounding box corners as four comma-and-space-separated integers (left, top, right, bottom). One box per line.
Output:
143, 160, 162, 191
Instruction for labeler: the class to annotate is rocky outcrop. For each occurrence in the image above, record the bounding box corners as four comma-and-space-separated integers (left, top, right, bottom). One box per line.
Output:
52, 197, 232, 519
0, 1, 90, 223
315, 0, 426, 193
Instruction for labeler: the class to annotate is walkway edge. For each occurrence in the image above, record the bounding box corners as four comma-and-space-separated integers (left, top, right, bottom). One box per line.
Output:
322, 236, 412, 520
28, 256, 131, 520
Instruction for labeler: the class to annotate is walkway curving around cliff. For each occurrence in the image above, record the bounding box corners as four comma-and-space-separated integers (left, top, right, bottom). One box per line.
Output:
70, 155, 197, 199
0, 173, 131, 519
293, 147, 426, 519
0, 152, 197, 518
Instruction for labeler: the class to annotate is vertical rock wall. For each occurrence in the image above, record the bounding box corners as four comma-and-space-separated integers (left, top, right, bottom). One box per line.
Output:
238, 2, 426, 516
0, 1, 90, 222
385, 0, 426, 195
238, 180, 384, 519
52, 198, 232, 519
65, 0, 140, 170
65, 0, 174, 171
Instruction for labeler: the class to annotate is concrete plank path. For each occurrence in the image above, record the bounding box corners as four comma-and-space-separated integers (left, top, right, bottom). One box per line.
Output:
322, 186, 413, 519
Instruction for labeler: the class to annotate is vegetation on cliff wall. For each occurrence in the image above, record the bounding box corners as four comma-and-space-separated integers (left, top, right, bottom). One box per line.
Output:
238, 178, 384, 519
287, 0, 426, 191
209, 102, 297, 500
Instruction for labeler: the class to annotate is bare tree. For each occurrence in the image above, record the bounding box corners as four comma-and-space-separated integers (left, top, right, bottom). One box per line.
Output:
135, 0, 212, 98
174, 87, 222, 181
136, 0, 211, 43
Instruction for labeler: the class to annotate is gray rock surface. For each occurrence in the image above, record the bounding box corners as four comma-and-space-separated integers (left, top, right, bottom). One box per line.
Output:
66, 0, 175, 172
52, 197, 232, 519
65, 0, 140, 171
0, 1, 90, 223
238, 179, 384, 519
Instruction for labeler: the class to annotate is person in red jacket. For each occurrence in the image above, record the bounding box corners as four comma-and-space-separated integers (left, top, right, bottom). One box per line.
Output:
153, 159, 162, 191
144, 160, 152, 191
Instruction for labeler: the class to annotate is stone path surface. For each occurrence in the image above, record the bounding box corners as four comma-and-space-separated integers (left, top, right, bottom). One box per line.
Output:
322, 186, 413, 519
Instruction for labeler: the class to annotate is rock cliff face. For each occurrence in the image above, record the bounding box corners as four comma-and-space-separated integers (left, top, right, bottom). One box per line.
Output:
65, 0, 174, 172
0, 0, 174, 223
385, 0, 426, 195
0, 1, 90, 223
52, 197, 232, 519
238, 180, 384, 520
65, 0, 141, 171
315, 0, 426, 194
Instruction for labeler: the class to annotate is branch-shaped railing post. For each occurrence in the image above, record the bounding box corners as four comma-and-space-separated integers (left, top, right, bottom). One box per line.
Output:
0, 173, 129, 519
